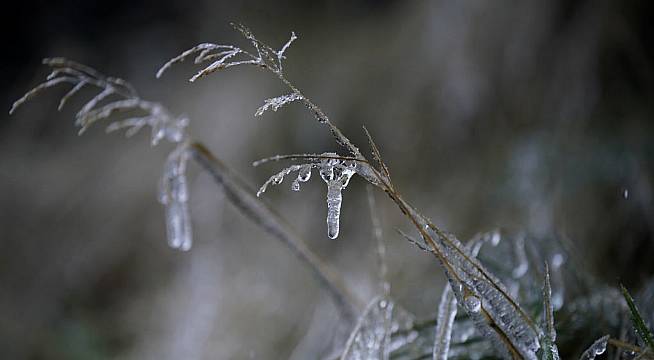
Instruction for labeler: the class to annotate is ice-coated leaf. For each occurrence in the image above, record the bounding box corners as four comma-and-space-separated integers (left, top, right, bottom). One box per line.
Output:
341, 296, 394, 360
579, 335, 609, 360
159, 144, 193, 251
409, 216, 541, 359
432, 231, 498, 360
254, 93, 303, 116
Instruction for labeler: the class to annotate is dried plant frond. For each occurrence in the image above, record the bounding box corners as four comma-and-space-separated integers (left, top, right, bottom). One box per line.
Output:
363, 126, 392, 186
254, 93, 303, 116
155, 43, 239, 79
157, 23, 298, 84
10, 57, 189, 146
10, 58, 194, 252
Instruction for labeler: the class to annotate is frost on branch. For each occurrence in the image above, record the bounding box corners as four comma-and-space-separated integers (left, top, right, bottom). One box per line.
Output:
157, 23, 298, 81
9, 58, 190, 146
255, 93, 303, 116
160, 144, 193, 251
255, 153, 358, 239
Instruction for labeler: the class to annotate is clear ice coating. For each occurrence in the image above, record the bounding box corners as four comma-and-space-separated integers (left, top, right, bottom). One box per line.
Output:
579, 335, 609, 360
409, 216, 541, 359
433, 230, 504, 360
319, 154, 356, 239
341, 296, 394, 360
159, 144, 193, 251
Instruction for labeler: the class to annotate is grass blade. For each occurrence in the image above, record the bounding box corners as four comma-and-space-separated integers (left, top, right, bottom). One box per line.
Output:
620, 283, 654, 351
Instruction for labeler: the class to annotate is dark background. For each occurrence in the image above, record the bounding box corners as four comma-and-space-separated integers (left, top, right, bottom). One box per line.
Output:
2, 0, 653, 358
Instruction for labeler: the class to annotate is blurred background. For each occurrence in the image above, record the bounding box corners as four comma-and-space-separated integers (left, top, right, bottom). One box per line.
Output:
2, 0, 653, 358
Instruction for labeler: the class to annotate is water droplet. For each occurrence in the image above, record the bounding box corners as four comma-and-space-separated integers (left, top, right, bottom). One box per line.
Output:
463, 295, 481, 313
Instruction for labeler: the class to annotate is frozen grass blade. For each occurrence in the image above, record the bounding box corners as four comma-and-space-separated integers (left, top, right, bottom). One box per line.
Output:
541, 263, 560, 360
432, 230, 499, 360
620, 284, 654, 351
340, 296, 394, 360
432, 284, 457, 360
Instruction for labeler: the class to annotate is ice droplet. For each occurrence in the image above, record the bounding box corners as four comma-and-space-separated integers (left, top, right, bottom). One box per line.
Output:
579, 335, 609, 360
291, 179, 300, 192
464, 295, 482, 313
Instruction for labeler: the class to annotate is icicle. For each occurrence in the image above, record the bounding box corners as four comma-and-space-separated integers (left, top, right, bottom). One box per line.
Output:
319, 154, 356, 239
579, 335, 609, 360
341, 297, 394, 360
160, 144, 193, 251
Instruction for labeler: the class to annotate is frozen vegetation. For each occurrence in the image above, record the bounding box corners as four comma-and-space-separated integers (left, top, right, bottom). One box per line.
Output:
10, 23, 654, 360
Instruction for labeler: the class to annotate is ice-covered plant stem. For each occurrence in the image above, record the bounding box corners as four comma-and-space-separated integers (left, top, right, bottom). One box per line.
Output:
9, 58, 361, 322
160, 23, 543, 358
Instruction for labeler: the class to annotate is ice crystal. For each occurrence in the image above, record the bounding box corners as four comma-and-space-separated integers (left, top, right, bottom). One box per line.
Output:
255, 93, 303, 116
579, 335, 609, 360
